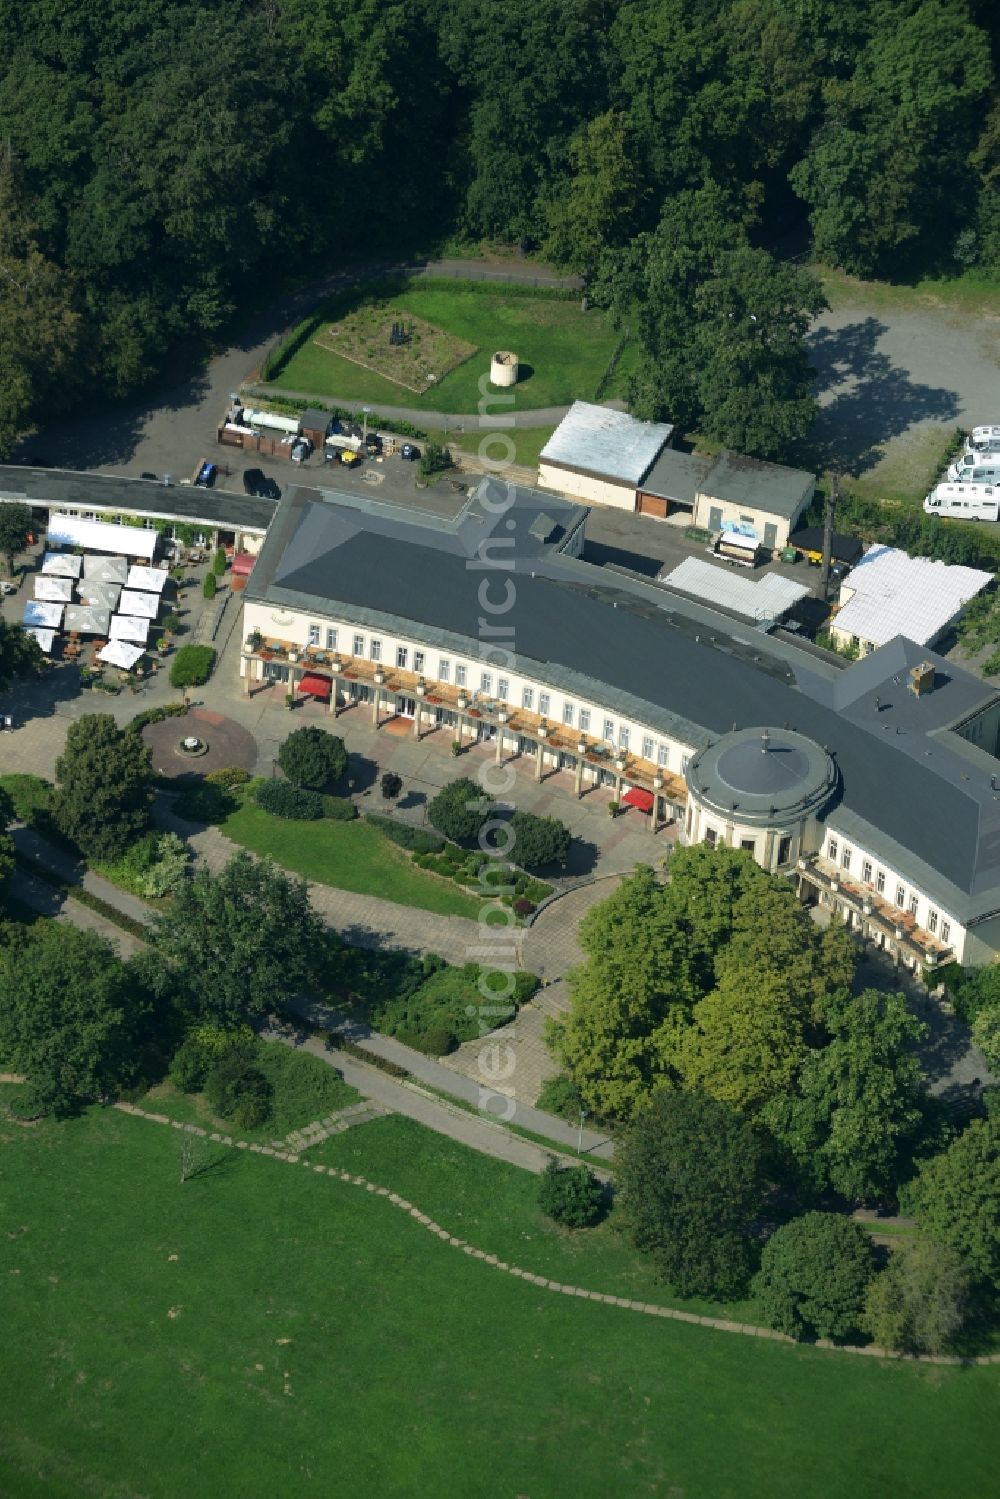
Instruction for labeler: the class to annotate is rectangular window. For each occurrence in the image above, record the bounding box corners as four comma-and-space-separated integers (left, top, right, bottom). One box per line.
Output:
369, 639, 382, 662
522, 687, 534, 711
539, 692, 551, 717
438, 658, 450, 683
414, 650, 425, 673
480, 671, 493, 695
876, 870, 885, 894
909, 894, 919, 916
828, 838, 838, 862
896, 884, 905, 907
563, 701, 575, 725
941, 920, 951, 943
777, 835, 792, 866
862, 859, 873, 883
842, 846, 852, 870
681, 754, 691, 774
308, 624, 320, 647
455, 664, 467, 687
705, 827, 718, 848
578, 709, 591, 734
928, 909, 939, 934
642, 735, 654, 760
741, 838, 755, 854
497, 677, 509, 701
603, 718, 615, 744
326, 628, 338, 652
397, 646, 408, 670
353, 634, 364, 657
618, 726, 630, 751
657, 744, 669, 768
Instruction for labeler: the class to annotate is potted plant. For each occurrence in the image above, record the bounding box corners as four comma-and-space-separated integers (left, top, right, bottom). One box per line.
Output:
608, 799, 619, 818
450, 739, 463, 757
284, 690, 296, 710
248, 628, 263, 651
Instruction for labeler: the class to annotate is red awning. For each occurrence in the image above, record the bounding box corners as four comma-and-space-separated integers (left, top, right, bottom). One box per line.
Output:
297, 673, 331, 698
230, 552, 256, 576
621, 786, 655, 813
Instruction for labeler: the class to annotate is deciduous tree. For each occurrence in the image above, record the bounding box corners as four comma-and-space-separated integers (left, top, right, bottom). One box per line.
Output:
152, 851, 328, 1026
277, 725, 348, 789
862, 1237, 970, 1354
753, 1212, 875, 1340
901, 1119, 1000, 1287
52, 713, 153, 861
617, 1089, 766, 1297
0, 499, 31, 576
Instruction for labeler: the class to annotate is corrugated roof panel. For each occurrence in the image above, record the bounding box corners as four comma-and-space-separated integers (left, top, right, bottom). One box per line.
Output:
539, 401, 673, 484
834, 545, 992, 648
660, 557, 810, 620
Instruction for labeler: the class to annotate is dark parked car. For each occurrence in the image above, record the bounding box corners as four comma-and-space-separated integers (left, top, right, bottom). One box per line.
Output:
140, 471, 158, 481
243, 467, 265, 495
258, 475, 281, 500
400, 442, 420, 461
195, 461, 217, 488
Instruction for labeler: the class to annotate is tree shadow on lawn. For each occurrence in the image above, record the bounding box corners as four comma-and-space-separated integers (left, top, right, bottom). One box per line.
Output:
802, 317, 960, 475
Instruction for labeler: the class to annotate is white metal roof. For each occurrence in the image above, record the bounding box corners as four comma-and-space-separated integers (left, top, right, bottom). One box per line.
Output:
539, 401, 674, 485
833, 544, 993, 648
659, 556, 809, 621
48, 513, 157, 558
22, 600, 63, 628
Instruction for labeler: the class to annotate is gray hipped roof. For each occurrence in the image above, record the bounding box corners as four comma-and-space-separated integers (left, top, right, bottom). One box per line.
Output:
247, 483, 1000, 924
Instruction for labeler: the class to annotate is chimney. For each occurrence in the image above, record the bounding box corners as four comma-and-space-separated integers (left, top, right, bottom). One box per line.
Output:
909, 662, 936, 697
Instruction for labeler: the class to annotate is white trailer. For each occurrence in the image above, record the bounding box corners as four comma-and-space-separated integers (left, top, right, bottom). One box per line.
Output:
966, 425, 1000, 455
924, 483, 999, 521
947, 456, 1000, 483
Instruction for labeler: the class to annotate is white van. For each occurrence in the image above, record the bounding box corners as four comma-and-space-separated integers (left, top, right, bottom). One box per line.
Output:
924, 483, 999, 521
948, 456, 1000, 483
966, 425, 1000, 454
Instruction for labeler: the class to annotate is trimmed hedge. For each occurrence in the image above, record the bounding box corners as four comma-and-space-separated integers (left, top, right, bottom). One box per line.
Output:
169, 645, 216, 688
205, 766, 252, 789
364, 813, 444, 854
126, 703, 187, 736
321, 794, 358, 821
254, 779, 325, 820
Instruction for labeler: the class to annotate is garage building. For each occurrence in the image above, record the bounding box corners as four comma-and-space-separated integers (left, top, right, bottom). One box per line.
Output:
537, 401, 674, 512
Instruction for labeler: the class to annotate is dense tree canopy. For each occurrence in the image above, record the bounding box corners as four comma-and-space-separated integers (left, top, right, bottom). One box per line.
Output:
0, 0, 995, 455
52, 714, 154, 861
277, 725, 348, 790
152, 851, 328, 1026
0, 922, 142, 1115
0, 616, 40, 691
753, 1212, 876, 1341
901, 1119, 1000, 1287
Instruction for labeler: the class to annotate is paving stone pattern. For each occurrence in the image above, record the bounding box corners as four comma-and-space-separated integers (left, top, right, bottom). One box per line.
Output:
114, 1100, 1000, 1367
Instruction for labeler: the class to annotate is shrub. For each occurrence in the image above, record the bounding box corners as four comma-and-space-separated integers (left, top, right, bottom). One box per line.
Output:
172, 782, 236, 824
277, 725, 348, 789
418, 440, 452, 477
428, 777, 486, 843
205, 766, 251, 789
140, 832, 189, 897
169, 645, 216, 688
364, 814, 444, 854
753, 1213, 876, 1342
321, 795, 358, 821
212, 546, 227, 576
380, 771, 403, 800
169, 1036, 209, 1092
862, 1238, 970, 1355
538, 1158, 605, 1228
536, 1073, 587, 1123
231, 1069, 274, 1129
170, 1024, 252, 1093
509, 809, 571, 869
513, 897, 535, 918
0, 773, 52, 826
254, 779, 325, 820
414, 1025, 458, 1055
125, 703, 187, 737
202, 571, 217, 600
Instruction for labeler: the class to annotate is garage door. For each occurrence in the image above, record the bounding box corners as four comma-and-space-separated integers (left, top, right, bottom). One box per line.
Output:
636, 492, 669, 518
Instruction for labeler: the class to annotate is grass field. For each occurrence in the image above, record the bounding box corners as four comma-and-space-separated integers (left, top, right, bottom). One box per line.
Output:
818, 264, 1000, 318
221, 800, 482, 918
2, 1104, 997, 1499
269, 280, 632, 412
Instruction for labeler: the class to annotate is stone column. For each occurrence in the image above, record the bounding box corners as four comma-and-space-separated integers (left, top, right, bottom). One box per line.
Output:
574, 756, 584, 798
328, 676, 339, 716
241, 656, 252, 696
495, 730, 504, 764
648, 796, 658, 834
371, 685, 380, 727
535, 741, 545, 782
412, 702, 421, 739
455, 714, 465, 747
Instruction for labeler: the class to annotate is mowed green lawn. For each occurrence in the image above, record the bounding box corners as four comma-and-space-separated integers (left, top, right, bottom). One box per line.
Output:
221, 800, 482, 918
1, 1106, 996, 1499
270, 280, 632, 412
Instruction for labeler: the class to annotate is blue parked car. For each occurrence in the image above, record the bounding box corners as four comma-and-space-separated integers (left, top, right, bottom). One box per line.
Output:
195, 461, 217, 488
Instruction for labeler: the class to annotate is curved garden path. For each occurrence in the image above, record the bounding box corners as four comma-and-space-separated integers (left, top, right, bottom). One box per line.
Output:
115, 1101, 1000, 1367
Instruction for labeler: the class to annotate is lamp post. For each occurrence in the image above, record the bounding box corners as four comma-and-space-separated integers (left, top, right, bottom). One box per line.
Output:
362, 405, 372, 447
577, 1109, 588, 1153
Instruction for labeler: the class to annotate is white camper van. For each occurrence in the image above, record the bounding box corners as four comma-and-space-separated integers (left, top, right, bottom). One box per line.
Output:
924, 483, 999, 521
947, 456, 1000, 483
966, 425, 1000, 455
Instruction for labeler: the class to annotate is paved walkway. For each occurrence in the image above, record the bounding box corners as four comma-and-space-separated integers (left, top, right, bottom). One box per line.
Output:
113, 1099, 1000, 1366
248, 384, 585, 430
